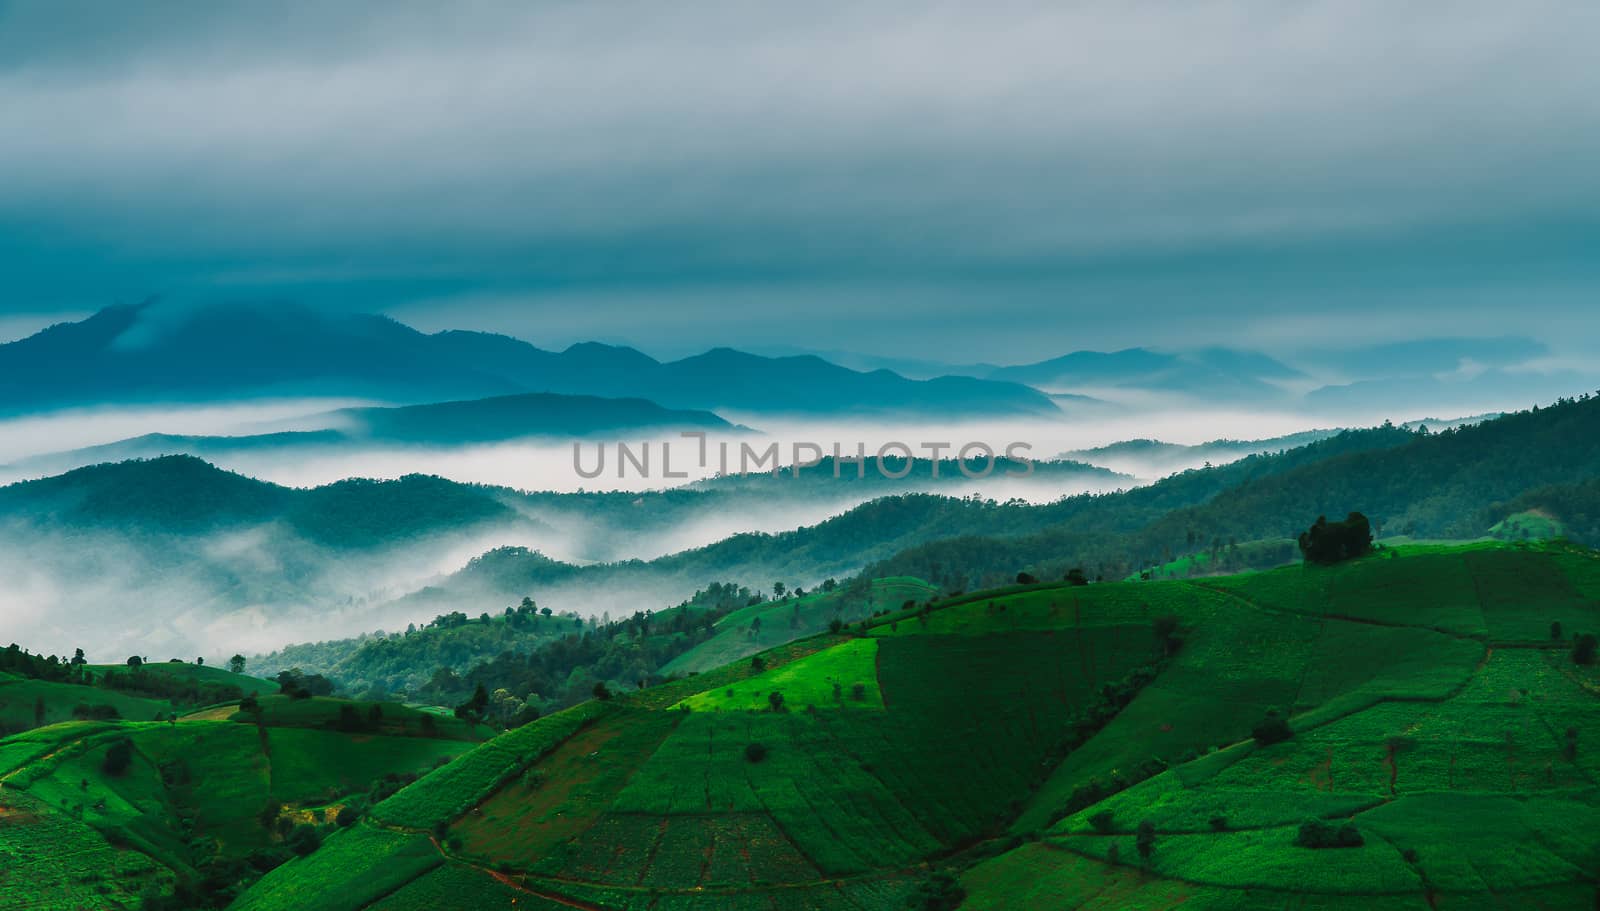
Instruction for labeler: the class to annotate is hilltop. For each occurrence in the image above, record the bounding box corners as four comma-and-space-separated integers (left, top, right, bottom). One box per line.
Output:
225, 540, 1600, 909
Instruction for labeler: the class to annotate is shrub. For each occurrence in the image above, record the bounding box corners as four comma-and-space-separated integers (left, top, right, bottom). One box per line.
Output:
1298, 513, 1374, 564
750, 655, 766, 672
904, 871, 965, 911
767, 691, 786, 712
286, 824, 322, 857
1088, 810, 1115, 833
1252, 711, 1293, 745
1208, 815, 1228, 832
828, 618, 844, 634
744, 742, 768, 763
335, 805, 361, 828
1296, 819, 1363, 848
1016, 572, 1039, 585
591, 682, 613, 701
1135, 820, 1156, 860
1573, 633, 1598, 666
1152, 615, 1183, 655
1551, 620, 1564, 641
851, 683, 867, 701
1065, 568, 1089, 586
102, 738, 134, 776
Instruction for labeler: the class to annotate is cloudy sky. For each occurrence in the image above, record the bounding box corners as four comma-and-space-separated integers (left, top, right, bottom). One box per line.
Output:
2, 1, 1597, 361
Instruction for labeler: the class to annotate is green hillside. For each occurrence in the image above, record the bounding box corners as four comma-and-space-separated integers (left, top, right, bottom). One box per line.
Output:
0, 689, 490, 910
230, 540, 1600, 910
0, 654, 278, 737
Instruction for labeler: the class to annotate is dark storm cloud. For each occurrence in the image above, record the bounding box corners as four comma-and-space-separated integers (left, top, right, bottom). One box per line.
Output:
2, 1, 1598, 359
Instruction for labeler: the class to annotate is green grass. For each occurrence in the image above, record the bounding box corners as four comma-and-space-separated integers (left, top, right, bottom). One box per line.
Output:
0, 689, 495, 910
265, 729, 465, 805
662, 577, 937, 676
1490, 508, 1565, 542
675, 637, 883, 712
368, 700, 613, 829
88, 660, 281, 696
229, 695, 490, 740
210, 541, 1600, 910
229, 824, 444, 911
0, 677, 185, 730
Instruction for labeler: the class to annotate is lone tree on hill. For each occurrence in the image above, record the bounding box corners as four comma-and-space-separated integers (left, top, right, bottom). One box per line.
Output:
1298, 513, 1374, 565
1016, 571, 1039, 585
1252, 710, 1293, 745
1136, 820, 1156, 861
102, 738, 134, 776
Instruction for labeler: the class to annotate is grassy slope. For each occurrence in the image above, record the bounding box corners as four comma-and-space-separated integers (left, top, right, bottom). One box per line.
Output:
0, 695, 492, 911
660, 576, 937, 676
0, 662, 277, 732
232, 540, 1600, 910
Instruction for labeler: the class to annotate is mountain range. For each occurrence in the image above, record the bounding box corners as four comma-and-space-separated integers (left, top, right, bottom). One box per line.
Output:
0, 301, 1058, 419
0, 392, 737, 479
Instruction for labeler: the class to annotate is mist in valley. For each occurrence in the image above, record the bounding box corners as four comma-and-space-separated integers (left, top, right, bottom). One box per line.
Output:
0, 393, 1522, 665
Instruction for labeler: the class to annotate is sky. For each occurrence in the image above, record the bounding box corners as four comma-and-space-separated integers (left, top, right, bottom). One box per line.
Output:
2, 1, 1598, 362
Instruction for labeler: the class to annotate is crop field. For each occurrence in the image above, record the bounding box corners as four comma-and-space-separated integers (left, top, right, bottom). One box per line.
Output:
0, 789, 174, 911
662, 576, 938, 676
216, 543, 1600, 910
675, 636, 883, 712
368, 699, 614, 829
0, 687, 497, 911
231, 695, 489, 740
979, 551, 1600, 909
230, 824, 444, 911
0, 677, 183, 730
452, 708, 681, 867
266, 728, 466, 805
87, 660, 282, 697
365, 861, 538, 910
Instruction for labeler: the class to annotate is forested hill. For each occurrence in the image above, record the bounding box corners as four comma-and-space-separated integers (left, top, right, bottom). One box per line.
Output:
375, 419, 1427, 613
0, 455, 524, 546
870, 392, 1600, 590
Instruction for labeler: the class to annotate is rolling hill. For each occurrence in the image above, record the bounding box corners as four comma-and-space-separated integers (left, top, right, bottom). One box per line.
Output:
223, 540, 1600, 910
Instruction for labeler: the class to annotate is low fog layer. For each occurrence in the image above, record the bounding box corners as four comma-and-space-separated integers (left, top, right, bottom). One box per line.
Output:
0, 394, 1534, 661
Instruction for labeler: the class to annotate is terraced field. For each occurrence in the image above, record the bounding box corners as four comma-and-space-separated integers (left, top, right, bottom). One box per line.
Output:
0, 693, 492, 911
229, 541, 1600, 910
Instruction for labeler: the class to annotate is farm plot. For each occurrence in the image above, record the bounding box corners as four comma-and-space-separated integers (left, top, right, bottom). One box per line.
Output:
370, 699, 613, 829
1466, 548, 1596, 641
267, 728, 464, 806
452, 708, 681, 869
676, 637, 883, 712
365, 861, 539, 910
604, 711, 941, 877
0, 789, 174, 911
230, 824, 443, 911
1015, 603, 1321, 833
